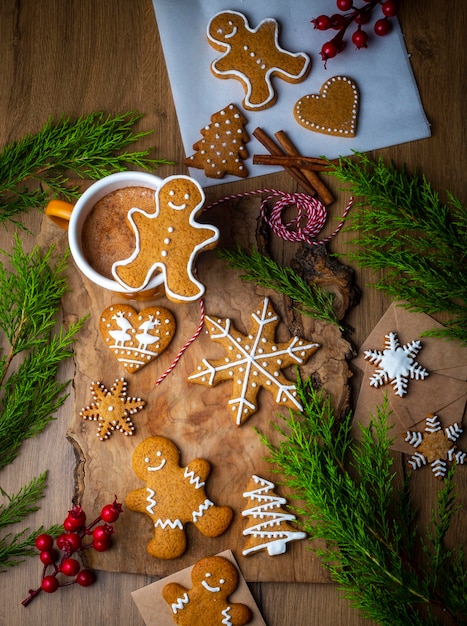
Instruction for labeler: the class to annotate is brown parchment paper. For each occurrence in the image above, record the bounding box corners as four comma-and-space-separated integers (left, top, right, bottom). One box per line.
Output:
352, 302, 467, 453
131, 550, 267, 626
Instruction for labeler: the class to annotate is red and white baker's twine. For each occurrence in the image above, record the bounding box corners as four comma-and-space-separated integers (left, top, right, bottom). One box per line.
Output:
155, 189, 352, 386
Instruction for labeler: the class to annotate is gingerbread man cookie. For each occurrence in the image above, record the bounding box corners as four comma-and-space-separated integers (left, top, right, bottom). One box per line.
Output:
208, 11, 311, 111
125, 436, 233, 559
112, 175, 219, 303
162, 555, 252, 626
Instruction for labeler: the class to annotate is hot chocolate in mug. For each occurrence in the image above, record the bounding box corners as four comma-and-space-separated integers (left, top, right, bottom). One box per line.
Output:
45, 171, 166, 299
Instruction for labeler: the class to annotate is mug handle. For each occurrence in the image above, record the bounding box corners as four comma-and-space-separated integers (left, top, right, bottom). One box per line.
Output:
45, 200, 74, 230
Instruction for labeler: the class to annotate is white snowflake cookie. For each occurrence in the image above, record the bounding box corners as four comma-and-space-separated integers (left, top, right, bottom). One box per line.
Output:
363, 331, 429, 397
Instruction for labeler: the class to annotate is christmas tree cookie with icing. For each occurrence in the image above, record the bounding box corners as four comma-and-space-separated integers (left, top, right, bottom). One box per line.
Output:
184, 103, 249, 179
188, 297, 319, 426
242, 475, 306, 556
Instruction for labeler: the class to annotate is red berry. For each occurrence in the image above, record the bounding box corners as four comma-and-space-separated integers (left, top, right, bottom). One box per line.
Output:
61, 558, 81, 577
312, 14, 332, 30
320, 41, 338, 62
336, 0, 352, 10
92, 538, 112, 552
76, 569, 96, 587
39, 549, 57, 566
92, 524, 114, 542
381, 0, 398, 17
352, 28, 368, 49
41, 575, 59, 593
374, 17, 392, 36
35, 533, 54, 552
100, 499, 122, 523
64, 506, 86, 530
330, 13, 346, 29
56, 532, 82, 553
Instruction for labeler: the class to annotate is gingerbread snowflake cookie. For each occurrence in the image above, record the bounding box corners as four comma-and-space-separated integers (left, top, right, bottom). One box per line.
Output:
363, 331, 429, 397
126, 436, 233, 560
242, 475, 306, 557
294, 75, 359, 137
188, 297, 319, 426
184, 103, 249, 179
162, 555, 252, 626
405, 413, 466, 479
99, 304, 176, 373
80, 378, 146, 440
207, 11, 310, 111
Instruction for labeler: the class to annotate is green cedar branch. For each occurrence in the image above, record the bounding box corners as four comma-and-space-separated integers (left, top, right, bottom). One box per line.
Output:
0, 236, 86, 469
259, 378, 467, 625
328, 153, 467, 344
0, 472, 62, 570
0, 111, 173, 226
218, 245, 341, 329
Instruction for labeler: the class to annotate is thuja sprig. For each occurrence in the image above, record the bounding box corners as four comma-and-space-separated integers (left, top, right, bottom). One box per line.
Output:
0, 236, 86, 469
0, 472, 62, 570
0, 111, 173, 226
329, 153, 467, 344
218, 245, 341, 328
259, 377, 467, 625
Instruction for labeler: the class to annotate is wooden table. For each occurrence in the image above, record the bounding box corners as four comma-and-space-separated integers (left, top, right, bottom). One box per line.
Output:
0, 1, 465, 624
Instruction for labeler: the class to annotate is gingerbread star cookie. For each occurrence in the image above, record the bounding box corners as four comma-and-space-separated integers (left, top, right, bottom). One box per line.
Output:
99, 304, 176, 373
208, 10, 311, 111
188, 297, 319, 426
294, 75, 359, 137
80, 378, 146, 441
112, 175, 219, 303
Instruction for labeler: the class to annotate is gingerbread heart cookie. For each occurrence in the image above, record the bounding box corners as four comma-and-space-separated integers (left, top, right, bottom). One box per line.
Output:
99, 304, 176, 373
294, 76, 359, 137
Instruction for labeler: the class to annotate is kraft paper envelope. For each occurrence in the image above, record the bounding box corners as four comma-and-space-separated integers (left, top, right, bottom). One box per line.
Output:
352, 302, 467, 453
131, 550, 267, 626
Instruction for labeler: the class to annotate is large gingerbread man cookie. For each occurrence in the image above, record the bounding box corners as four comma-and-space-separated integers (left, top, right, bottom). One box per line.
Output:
207, 11, 311, 111
112, 175, 219, 303
125, 436, 233, 559
162, 555, 252, 626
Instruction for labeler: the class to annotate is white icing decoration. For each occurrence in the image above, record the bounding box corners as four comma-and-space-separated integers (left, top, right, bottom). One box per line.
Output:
171, 593, 189, 614
207, 10, 310, 110
146, 487, 157, 514
364, 331, 429, 397
192, 498, 214, 522
154, 518, 183, 530
184, 466, 205, 489
242, 475, 306, 556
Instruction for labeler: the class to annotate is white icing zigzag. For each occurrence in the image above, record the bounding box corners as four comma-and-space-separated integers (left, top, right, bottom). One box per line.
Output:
242, 475, 306, 556
171, 592, 189, 614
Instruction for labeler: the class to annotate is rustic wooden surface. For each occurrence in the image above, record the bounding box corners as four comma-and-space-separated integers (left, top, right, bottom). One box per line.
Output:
0, 1, 465, 625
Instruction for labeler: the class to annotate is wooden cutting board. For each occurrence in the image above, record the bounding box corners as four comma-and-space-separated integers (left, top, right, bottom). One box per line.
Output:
40, 194, 354, 583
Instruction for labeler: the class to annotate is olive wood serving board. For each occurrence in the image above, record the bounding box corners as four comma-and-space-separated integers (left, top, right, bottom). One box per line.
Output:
42, 195, 354, 582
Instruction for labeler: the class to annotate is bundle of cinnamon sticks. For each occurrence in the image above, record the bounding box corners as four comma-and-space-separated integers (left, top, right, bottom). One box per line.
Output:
253, 127, 337, 205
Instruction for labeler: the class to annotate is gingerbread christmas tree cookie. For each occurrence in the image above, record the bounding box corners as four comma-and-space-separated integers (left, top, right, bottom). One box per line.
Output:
242, 475, 306, 556
188, 297, 319, 425
184, 103, 249, 179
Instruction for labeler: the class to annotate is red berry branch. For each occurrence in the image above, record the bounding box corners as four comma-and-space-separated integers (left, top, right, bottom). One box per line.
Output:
22, 497, 123, 607
312, 0, 400, 66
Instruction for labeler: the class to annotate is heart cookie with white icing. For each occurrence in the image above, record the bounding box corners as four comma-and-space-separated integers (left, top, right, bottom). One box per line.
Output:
99, 304, 175, 373
294, 75, 359, 137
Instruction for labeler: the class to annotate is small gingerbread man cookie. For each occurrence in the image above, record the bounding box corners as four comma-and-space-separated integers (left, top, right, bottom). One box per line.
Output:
112, 175, 219, 303
126, 436, 233, 559
208, 11, 311, 111
162, 555, 252, 626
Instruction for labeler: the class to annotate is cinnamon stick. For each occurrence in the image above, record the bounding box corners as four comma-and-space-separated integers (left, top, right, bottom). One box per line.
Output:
274, 130, 335, 205
252, 127, 317, 196
253, 154, 337, 171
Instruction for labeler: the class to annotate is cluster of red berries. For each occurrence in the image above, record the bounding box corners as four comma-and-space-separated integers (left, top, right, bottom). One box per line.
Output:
312, 0, 400, 66
22, 497, 122, 607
